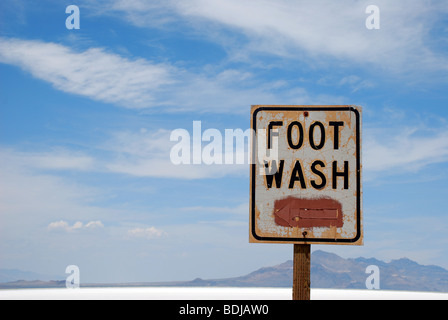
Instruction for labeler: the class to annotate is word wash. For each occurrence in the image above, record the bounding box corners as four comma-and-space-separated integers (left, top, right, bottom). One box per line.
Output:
263, 119, 349, 191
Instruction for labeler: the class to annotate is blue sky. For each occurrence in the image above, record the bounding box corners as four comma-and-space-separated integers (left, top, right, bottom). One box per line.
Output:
0, 0, 448, 284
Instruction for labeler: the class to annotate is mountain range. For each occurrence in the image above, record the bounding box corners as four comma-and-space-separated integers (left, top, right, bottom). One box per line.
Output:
1, 250, 447, 292
0, 269, 63, 284
173, 250, 448, 292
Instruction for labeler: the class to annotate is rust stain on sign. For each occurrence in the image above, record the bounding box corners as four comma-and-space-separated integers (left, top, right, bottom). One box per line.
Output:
274, 197, 343, 228
249, 105, 363, 245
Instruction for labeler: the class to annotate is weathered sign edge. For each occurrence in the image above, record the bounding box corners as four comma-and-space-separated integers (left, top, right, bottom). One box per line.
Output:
249, 105, 363, 246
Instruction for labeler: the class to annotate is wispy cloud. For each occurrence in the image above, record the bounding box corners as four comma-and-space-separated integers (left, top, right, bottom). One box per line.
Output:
103, 128, 247, 179
0, 37, 173, 109
364, 127, 448, 175
106, 125, 448, 181
127, 227, 166, 239
98, 0, 448, 74
0, 148, 95, 172
0, 148, 109, 231
0, 37, 320, 112
5, 119, 448, 181
48, 220, 104, 232
180, 0, 448, 73
103, 120, 448, 180
339, 76, 374, 93
180, 203, 248, 216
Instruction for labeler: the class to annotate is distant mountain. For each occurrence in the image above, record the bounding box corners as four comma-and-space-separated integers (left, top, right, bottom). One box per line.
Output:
179, 260, 294, 288
0, 269, 64, 283
311, 251, 448, 292
1, 251, 448, 292
0, 280, 66, 289
177, 250, 448, 292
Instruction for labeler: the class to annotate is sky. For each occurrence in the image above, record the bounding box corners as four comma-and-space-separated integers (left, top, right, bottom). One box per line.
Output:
0, 0, 448, 284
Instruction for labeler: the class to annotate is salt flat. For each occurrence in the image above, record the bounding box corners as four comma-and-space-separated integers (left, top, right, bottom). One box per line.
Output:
0, 287, 447, 300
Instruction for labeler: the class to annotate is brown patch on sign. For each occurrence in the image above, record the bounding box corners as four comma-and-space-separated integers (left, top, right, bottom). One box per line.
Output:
274, 197, 343, 228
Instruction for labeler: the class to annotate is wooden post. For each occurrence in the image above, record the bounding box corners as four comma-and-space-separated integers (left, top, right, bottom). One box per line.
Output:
293, 244, 311, 300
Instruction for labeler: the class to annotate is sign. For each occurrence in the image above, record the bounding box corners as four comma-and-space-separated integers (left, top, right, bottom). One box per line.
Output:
250, 105, 362, 245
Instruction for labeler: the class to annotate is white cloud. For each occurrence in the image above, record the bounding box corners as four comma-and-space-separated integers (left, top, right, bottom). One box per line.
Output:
181, 203, 248, 216
0, 37, 174, 109
7, 122, 446, 181
339, 76, 374, 93
3, 119, 448, 182
85, 221, 105, 229
104, 120, 448, 180
0, 148, 112, 236
106, 159, 243, 180
2, 2, 442, 118
47, 221, 70, 231
106, 124, 448, 180
128, 227, 166, 239
180, 0, 448, 72
0, 37, 317, 112
1, 148, 95, 171
364, 127, 448, 174
104, 129, 174, 158
100, 0, 448, 74
103, 128, 248, 179
47, 220, 104, 232
32, 154, 94, 171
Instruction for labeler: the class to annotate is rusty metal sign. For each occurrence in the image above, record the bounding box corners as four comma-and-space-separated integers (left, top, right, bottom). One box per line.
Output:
250, 105, 363, 245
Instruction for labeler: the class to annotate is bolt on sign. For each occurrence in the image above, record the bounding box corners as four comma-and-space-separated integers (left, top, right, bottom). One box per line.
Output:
250, 105, 363, 245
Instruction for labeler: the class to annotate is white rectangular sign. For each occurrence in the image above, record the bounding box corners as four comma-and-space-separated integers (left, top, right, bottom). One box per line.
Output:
250, 105, 363, 245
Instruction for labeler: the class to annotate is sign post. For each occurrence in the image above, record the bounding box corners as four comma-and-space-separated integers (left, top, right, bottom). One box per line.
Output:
250, 105, 363, 300
293, 244, 311, 300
